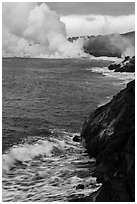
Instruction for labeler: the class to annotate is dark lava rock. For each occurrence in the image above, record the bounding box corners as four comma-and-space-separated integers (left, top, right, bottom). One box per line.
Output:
108, 63, 120, 70
67, 193, 95, 202
108, 56, 135, 72
81, 80, 135, 201
76, 183, 85, 190
122, 56, 130, 63
73, 135, 81, 142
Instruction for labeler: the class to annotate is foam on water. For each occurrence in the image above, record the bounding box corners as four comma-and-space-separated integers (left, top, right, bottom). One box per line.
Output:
2, 129, 99, 202
87, 66, 135, 85
90, 56, 122, 62
3, 140, 64, 172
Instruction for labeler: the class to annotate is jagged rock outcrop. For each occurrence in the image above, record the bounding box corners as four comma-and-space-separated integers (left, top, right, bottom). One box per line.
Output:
108, 56, 135, 72
81, 80, 135, 201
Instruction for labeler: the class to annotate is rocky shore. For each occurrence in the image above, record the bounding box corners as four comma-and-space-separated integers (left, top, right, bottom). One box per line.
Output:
108, 56, 135, 72
81, 79, 135, 201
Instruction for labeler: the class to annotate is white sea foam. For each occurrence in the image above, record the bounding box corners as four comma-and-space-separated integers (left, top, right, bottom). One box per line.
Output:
88, 66, 135, 85
2, 129, 82, 172
2, 140, 64, 171
2, 129, 99, 202
97, 96, 113, 107
89, 56, 123, 62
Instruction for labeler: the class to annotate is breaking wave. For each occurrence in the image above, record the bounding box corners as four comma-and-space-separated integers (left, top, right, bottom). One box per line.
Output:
87, 66, 135, 85
2, 129, 100, 202
3, 139, 66, 172
89, 56, 122, 62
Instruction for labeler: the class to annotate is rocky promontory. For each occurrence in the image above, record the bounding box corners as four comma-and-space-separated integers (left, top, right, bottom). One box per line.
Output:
81, 80, 135, 201
108, 56, 135, 72
68, 31, 135, 58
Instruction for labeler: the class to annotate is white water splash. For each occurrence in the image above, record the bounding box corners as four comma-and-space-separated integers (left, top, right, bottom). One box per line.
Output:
88, 66, 135, 85
2, 130, 99, 202
3, 140, 65, 172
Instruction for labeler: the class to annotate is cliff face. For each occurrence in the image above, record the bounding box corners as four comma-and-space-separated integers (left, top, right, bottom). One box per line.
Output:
81, 80, 135, 201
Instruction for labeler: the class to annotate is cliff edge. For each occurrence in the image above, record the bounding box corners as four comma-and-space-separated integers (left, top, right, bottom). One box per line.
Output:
81, 80, 135, 201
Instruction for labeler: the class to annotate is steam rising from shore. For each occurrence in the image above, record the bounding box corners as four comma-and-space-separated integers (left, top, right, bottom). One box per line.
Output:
2, 3, 87, 58
109, 34, 135, 57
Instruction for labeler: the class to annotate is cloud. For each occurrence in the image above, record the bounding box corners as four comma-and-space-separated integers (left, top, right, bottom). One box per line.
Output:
2, 3, 87, 58
2, 3, 36, 37
61, 14, 135, 37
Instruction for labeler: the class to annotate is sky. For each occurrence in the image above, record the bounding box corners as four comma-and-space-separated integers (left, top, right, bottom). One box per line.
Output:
2, 2, 135, 57
46, 2, 135, 16
46, 2, 135, 37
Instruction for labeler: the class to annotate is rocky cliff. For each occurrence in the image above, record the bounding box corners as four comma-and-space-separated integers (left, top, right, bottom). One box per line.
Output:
81, 80, 135, 201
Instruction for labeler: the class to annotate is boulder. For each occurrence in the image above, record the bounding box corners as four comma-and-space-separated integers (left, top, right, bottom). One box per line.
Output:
76, 183, 85, 190
73, 135, 81, 142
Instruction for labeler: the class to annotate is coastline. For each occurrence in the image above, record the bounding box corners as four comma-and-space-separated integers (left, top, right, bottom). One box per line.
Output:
80, 57, 135, 201
80, 76, 135, 201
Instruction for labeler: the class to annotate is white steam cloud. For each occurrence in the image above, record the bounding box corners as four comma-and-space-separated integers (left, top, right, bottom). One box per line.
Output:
109, 34, 135, 57
2, 3, 87, 58
61, 14, 135, 37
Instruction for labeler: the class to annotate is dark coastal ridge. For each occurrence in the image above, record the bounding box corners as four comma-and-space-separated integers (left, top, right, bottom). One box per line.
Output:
68, 31, 135, 58
80, 58, 135, 201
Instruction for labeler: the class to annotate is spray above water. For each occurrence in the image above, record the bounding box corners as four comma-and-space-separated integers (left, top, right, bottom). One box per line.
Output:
2, 3, 87, 58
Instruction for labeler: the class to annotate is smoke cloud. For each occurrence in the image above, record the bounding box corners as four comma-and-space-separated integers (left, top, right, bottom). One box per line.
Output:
61, 14, 135, 37
109, 34, 135, 57
2, 3, 87, 58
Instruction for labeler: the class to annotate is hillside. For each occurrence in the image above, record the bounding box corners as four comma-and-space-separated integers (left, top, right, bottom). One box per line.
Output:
68, 31, 135, 58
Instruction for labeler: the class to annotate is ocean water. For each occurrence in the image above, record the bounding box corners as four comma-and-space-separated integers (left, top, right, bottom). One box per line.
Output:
2, 57, 133, 202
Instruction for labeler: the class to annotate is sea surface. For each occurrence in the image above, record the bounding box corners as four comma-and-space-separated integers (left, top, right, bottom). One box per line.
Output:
2, 57, 134, 202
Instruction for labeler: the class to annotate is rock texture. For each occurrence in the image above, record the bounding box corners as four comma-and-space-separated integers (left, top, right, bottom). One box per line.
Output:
81, 80, 135, 201
108, 56, 135, 72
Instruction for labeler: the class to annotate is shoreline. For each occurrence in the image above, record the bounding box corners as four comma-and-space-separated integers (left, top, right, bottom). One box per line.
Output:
81, 80, 135, 201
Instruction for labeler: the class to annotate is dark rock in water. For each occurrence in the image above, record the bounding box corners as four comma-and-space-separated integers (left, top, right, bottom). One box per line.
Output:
76, 183, 85, 190
122, 56, 130, 63
108, 63, 121, 70
73, 135, 81, 142
81, 80, 135, 201
108, 56, 135, 72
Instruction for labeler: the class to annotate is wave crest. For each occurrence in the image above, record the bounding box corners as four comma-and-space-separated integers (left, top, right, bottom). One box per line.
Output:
2, 139, 66, 172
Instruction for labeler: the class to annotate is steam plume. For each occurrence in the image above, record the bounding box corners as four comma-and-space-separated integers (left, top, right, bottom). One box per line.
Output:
109, 34, 135, 57
2, 3, 87, 58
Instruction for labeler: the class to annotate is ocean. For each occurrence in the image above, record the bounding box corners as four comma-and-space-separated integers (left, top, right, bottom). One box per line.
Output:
2, 57, 134, 201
